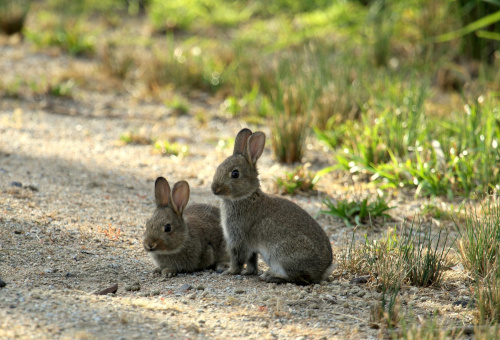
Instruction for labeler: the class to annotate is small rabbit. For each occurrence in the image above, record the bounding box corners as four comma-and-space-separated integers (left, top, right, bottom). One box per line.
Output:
211, 129, 333, 285
144, 177, 228, 276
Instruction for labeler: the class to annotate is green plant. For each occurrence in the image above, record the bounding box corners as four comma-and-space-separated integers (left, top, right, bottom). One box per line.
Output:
26, 17, 96, 56
164, 96, 190, 116
475, 258, 500, 325
119, 131, 153, 145
457, 199, 500, 277
436, 1, 500, 63
49, 79, 75, 97
321, 196, 393, 227
154, 140, 188, 157
398, 218, 454, 287
275, 164, 332, 195
369, 283, 401, 330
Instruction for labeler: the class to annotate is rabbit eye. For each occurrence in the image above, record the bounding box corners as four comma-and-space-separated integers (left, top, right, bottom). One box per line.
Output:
231, 170, 239, 178
164, 224, 171, 232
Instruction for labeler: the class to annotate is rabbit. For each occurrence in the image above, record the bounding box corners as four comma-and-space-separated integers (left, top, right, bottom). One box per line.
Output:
211, 128, 334, 285
143, 177, 228, 277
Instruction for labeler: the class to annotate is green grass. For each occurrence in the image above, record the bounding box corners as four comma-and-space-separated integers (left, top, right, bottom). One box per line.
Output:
475, 258, 500, 325
153, 140, 188, 157
321, 196, 393, 227
457, 199, 500, 277
164, 96, 190, 116
275, 164, 331, 195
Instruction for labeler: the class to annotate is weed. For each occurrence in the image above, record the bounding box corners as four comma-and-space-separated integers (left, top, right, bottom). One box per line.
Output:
153, 140, 188, 157
336, 231, 368, 275
475, 258, 500, 325
398, 218, 455, 287
457, 199, 500, 277
119, 131, 153, 145
164, 96, 190, 116
275, 163, 331, 195
369, 285, 401, 330
49, 79, 75, 97
99, 42, 136, 80
26, 16, 96, 56
321, 196, 393, 227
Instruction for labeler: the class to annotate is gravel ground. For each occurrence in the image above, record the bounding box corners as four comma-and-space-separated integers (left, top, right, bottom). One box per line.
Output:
0, 36, 474, 339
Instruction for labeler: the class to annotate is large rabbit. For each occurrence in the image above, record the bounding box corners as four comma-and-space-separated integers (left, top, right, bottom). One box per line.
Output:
211, 128, 333, 285
144, 177, 228, 276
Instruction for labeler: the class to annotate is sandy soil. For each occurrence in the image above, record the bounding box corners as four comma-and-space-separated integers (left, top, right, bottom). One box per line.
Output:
0, 36, 475, 340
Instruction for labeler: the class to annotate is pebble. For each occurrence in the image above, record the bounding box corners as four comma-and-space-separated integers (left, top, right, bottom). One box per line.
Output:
125, 282, 141, 292
187, 293, 197, 300
179, 284, 193, 292
0, 278, 6, 288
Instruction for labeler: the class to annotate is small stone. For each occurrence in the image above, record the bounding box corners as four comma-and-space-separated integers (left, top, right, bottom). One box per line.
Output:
343, 302, 349, 308
25, 184, 39, 192
187, 293, 196, 300
10, 181, 22, 188
94, 283, 118, 295
234, 289, 245, 294
150, 290, 161, 296
65, 272, 74, 278
125, 283, 140, 292
356, 290, 366, 298
452, 299, 474, 308
0, 278, 6, 288
185, 324, 200, 334
196, 286, 205, 291
350, 275, 370, 284
179, 284, 193, 292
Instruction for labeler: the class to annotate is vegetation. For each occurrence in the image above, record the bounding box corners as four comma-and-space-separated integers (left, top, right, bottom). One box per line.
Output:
3, 0, 500, 335
321, 196, 393, 227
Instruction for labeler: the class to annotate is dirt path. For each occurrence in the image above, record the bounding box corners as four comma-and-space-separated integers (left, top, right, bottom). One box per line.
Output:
0, 40, 472, 339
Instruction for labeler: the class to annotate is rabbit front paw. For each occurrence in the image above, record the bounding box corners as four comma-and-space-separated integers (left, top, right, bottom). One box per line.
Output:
161, 269, 178, 278
259, 271, 287, 284
222, 267, 242, 275
241, 267, 258, 275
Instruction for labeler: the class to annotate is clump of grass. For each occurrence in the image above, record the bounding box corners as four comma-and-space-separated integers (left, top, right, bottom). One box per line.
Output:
321, 196, 393, 227
398, 218, 455, 287
365, 230, 403, 329
49, 79, 75, 97
369, 284, 401, 330
119, 131, 153, 145
26, 14, 96, 56
457, 199, 500, 277
275, 164, 331, 195
153, 140, 188, 157
475, 258, 500, 325
164, 96, 190, 116
144, 39, 226, 94
270, 84, 309, 164
98, 42, 136, 80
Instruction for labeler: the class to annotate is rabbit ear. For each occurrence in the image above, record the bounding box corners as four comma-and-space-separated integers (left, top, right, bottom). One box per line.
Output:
233, 128, 253, 155
171, 181, 190, 215
155, 177, 171, 207
245, 131, 266, 165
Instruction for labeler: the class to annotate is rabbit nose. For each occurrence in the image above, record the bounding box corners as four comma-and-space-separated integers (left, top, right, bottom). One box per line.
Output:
143, 241, 156, 252
211, 183, 220, 195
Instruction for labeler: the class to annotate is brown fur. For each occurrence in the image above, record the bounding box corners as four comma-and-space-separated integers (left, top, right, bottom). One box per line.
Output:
144, 177, 228, 276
